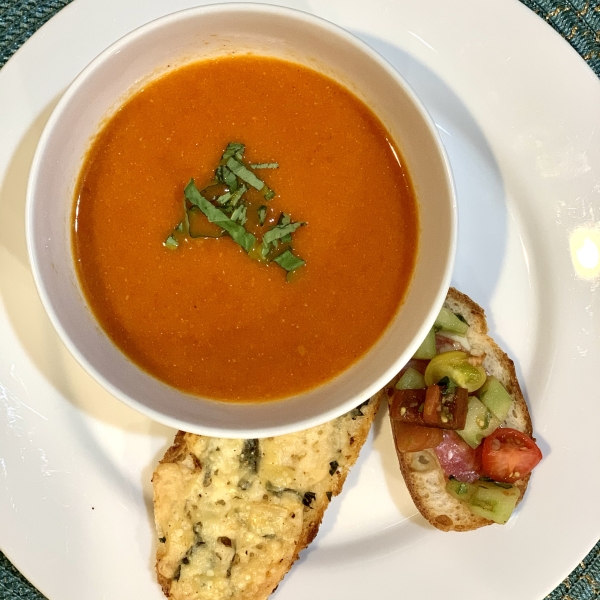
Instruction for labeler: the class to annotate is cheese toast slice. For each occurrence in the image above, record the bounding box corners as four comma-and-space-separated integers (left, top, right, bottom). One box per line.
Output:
391, 287, 535, 531
152, 392, 381, 599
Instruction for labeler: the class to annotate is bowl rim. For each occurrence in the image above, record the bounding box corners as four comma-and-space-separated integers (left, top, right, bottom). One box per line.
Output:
25, 2, 457, 438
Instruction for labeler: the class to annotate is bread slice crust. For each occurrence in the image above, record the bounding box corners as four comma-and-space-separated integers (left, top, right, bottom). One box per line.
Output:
152, 392, 382, 599
393, 287, 534, 532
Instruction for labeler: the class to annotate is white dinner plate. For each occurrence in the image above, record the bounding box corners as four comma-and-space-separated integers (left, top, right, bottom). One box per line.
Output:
1, 1, 599, 599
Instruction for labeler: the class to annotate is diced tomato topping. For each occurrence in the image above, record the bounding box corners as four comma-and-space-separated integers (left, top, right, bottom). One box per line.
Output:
423, 384, 468, 430
391, 420, 443, 453
422, 385, 441, 425
434, 430, 483, 483
389, 389, 427, 425
480, 428, 542, 483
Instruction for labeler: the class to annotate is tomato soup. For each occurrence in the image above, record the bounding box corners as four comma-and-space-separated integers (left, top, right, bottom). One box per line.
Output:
72, 55, 419, 402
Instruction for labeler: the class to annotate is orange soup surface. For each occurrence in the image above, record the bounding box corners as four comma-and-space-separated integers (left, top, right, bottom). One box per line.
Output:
73, 55, 419, 402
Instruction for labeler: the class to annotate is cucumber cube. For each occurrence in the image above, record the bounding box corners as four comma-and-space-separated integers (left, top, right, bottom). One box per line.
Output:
477, 376, 513, 421
456, 396, 500, 448
467, 481, 520, 524
446, 479, 520, 524
395, 367, 426, 390
434, 307, 469, 335
413, 327, 436, 360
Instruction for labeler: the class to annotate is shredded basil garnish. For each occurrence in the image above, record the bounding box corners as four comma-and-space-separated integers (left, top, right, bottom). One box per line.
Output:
250, 162, 279, 169
262, 218, 305, 259
216, 191, 232, 205
258, 205, 267, 226
263, 218, 304, 246
273, 250, 305, 272
215, 164, 239, 192
164, 234, 179, 249
221, 142, 245, 161
166, 142, 305, 275
184, 180, 256, 253
230, 204, 247, 226
226, 157, 265, 190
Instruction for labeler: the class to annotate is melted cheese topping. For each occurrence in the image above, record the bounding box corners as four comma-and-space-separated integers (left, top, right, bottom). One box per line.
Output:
152, 403, 373, 600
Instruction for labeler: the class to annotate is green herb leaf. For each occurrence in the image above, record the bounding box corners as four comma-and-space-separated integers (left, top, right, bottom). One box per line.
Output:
273, 249, 305, 272
261, 215, 303, 258
250, 162, 278, 169
226, 157, 265, 191
221, 142, 245, 161
215, 165, 239, 192
263, 218, 304, 246
169, 143, 302, 276
164, 234, 179, 249
216, 192, 232, 206
184, 179, 256, 253
258, 205, 267, 226
230, 204, 247, 226
229, 184, 247, 207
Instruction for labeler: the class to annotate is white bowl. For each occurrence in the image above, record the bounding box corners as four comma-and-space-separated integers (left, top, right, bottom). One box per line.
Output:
26, 3, 456, 438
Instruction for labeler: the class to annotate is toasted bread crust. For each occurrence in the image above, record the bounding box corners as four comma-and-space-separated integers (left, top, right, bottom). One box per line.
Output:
153, 393, 382, 599
394, 287, 534, 531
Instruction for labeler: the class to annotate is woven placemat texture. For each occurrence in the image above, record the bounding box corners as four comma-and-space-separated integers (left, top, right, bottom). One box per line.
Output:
0, 0, 72, 68
520, 0, 600, 76
1, 1, 600, 599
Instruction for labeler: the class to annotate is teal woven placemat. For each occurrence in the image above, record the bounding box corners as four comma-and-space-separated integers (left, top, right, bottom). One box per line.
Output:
1, 1, 600, 599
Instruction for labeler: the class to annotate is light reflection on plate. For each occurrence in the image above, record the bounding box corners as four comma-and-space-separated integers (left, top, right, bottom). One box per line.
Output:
570, 227, 600, 279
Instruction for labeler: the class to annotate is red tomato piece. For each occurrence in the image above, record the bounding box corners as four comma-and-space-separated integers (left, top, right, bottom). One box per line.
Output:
434, 430, 483, 482
422, 384, 442, 425
481, 428, 542, 483
392, 420, 443, 453
423, 384, 468, 430
389, 388, 427, 425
